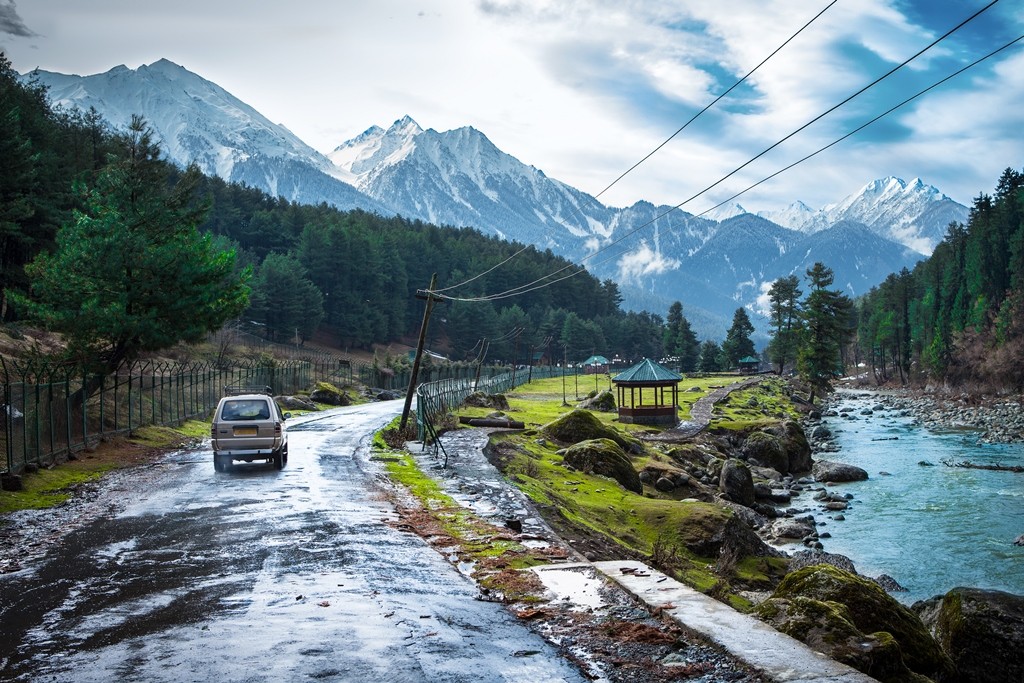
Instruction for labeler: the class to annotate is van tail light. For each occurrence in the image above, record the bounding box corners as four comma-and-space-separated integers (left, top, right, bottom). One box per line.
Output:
274, 422, 282, 435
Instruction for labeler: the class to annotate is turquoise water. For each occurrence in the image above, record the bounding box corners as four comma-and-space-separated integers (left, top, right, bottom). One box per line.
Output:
812, 391, 1024, 604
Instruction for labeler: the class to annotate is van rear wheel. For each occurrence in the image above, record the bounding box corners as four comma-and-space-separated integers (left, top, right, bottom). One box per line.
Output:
273, 449, 285, 470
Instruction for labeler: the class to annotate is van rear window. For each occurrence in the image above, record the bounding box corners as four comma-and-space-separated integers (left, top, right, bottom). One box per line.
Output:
220, 399, 271, 421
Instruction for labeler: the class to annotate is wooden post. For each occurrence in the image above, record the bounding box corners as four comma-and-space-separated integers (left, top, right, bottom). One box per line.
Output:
401, 274, 438, 431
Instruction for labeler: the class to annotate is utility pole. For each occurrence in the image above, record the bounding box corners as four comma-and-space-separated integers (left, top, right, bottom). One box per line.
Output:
510, 328, 523, 389
561, 343, 568, 406
473, 338, 488, 391
401, 273, 438, 431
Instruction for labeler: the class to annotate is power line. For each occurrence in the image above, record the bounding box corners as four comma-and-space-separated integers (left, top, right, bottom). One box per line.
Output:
436, 0, 1002, 304
431, 1, 837, 297
591, 0, 839, 202
695, 31, 1024, 223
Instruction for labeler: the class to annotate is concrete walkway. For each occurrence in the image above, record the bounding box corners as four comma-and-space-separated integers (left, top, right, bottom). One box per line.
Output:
593, 560, 878, 683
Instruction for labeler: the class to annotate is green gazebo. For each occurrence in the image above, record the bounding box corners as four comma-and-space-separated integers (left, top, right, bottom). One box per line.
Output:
612, 358, 682, 425
738, 355, 760, 373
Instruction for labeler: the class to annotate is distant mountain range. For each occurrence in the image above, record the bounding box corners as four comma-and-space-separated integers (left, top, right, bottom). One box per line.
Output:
24, 59, 970, 338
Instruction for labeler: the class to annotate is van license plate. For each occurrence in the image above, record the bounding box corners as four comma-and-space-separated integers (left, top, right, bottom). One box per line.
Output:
233, 426, 258, 436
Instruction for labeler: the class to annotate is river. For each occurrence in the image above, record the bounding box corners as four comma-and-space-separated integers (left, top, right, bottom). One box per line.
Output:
808, 389, 1024, 604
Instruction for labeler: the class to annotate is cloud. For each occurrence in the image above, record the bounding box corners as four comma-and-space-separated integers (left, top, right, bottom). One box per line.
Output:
615, 241, 680, 284
0, 1, 35, 37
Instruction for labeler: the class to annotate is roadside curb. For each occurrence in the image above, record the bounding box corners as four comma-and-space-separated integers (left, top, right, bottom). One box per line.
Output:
592, 560, 879, 683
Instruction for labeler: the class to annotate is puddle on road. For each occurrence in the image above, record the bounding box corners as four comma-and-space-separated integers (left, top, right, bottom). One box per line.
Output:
530, 565, 609, 612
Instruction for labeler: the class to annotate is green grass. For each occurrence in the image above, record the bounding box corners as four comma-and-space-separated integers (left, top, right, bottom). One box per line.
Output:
710, 377, 801, 430
371, 419, 557, 602
0, 464, 116, 514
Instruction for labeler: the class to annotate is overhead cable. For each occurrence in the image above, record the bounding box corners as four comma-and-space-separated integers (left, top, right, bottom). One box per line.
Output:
436, 0, 1001, 304
430, 0, 837, 296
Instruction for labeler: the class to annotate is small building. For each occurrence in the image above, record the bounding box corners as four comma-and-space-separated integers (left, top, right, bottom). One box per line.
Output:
738, 356, 761, 373
581, 354, 610, 375
612, 358, 682, 426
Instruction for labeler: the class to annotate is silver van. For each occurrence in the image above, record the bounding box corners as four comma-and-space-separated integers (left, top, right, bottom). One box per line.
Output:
211, 390, 289, 471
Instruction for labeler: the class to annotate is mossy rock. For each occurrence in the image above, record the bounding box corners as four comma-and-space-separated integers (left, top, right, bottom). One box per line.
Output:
766, 420, 812, 473
309, 382, 351, 406
464, 391, 511, 410
755, 596, 919, 682
561, 438, 642, 494
677, 502, 778, 559
741, 431, 788, 473
768, 565, 955, 682
541, 409, 641, 453
577, 389, 616, 412
915, 587, 1024, 683
719, 458, 755, 507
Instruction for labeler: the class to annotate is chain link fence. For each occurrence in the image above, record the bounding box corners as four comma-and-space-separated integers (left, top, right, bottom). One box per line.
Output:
415, 365, 569, 443
0, 356, 352, 476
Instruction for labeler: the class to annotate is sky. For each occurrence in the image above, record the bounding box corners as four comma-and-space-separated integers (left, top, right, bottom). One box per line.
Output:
3, 0, 1023, 213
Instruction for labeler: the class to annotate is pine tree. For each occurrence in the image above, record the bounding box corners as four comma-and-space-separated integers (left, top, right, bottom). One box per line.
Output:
797, 263, 852, 402
721, 307, 756, 369
766, 275, 802, 374
246, 252, 324, 343
664, 301, 700, 372
12, 116, 250, 379
698, 340, 723, 372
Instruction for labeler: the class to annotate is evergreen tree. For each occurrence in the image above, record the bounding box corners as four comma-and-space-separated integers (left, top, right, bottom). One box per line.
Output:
664, 301, 700, 372
11, 117, 250, 379
766, 275, 802, 374
698, 340, 723, 372
721, 307, 756, 368
246, 252, 324, 343
797, 262, 852, 402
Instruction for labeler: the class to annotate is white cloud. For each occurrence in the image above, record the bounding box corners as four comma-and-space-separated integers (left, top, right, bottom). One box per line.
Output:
615, 241, 680, 283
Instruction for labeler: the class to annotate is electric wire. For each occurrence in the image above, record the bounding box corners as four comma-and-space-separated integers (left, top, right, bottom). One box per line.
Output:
430, 0, 837, 295
435, 0, 1002, 304
488, 28, 1024, 302
590, 0, 838, 202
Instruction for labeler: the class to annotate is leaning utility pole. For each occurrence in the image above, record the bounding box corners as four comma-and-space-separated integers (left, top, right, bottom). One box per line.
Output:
401, 273, 438, 431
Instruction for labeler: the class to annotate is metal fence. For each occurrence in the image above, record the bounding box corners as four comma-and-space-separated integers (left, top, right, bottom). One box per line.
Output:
0, 344, 537, 476
415, 364, 568, 443
0, 357, 349, 476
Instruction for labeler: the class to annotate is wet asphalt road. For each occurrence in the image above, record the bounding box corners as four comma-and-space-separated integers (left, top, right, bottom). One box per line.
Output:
0, 401, 586, 682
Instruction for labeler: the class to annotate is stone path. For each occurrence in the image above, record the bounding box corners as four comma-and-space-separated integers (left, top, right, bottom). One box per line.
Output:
647, 374, 769, 441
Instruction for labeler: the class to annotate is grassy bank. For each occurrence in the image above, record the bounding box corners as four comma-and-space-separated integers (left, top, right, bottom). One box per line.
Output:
379, 374, 796, 611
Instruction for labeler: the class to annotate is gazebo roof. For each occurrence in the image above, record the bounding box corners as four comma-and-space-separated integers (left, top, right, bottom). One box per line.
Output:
739, 356, 760, 364
581, 355, 610, 365
612, 358, 682, 384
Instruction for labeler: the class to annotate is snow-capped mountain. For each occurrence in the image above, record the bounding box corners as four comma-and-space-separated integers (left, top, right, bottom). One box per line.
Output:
25, 60, 965, 337
25, 59, 388, 214
771, 177, 967, 255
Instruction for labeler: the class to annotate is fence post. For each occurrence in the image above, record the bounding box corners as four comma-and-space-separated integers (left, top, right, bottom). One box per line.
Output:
1, 358, 10, 473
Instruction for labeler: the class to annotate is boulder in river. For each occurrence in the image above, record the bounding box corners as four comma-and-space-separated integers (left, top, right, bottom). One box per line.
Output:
1014, 534, 1024, 547
914, 587, 1024, 683
811, 460, 869, 483
757, 564, 956, 682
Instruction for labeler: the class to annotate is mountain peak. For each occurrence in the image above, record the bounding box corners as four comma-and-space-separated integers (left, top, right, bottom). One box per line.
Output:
388, 115, 423, 136
705, 202, 748, 222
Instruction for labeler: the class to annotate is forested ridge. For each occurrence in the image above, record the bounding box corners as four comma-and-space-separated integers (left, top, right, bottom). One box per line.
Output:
856, 167, 1024, 390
